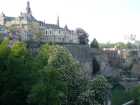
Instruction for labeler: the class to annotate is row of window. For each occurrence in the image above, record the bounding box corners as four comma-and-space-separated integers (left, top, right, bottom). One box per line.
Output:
45, 30, 75, 36
41, 36, 78, 43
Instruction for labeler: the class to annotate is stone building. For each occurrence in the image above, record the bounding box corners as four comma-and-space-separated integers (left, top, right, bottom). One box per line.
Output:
0, 1, 100, 79
102, 48, 125, 66
0, 1, 88, 44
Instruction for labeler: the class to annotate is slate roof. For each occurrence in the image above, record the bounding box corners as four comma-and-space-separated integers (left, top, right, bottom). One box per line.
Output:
46, 24, 61, 29
38, 21, 63, 29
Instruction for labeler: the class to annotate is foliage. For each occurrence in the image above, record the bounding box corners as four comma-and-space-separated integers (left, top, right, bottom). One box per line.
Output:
28, 44, 85, 105
114, 42, 128, 49
76, 75, 110, 105
127, 42, 137, 49
99, 42, 136, 49
90, 38, 99, 48
28, 69, 66, 105
89, 75, 110, 104
108, 77, 131, 105
77, 89, 99, 105
129, 85, 140, 105
0, 39, 110, 105
111, 86, 131, 105
10, 41, 27, 58
100, 42, 115, 48
0, 38, 10, 58
0, 39, 33, 105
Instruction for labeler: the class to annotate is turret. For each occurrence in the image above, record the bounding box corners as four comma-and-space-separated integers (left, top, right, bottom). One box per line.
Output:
26, 1, 32, 15
0, 12, 5, 17
57, 16, 59, 27
64, 24, 68, 30
0, 12, 5, 25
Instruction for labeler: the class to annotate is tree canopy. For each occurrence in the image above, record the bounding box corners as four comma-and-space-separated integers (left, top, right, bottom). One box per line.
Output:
0, 39, 110, 105
90, 38, 99, 48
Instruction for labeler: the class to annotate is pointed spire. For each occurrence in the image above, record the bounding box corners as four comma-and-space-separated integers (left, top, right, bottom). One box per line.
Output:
57, 16, 59, 27
64, 24, 68, 30
26, 1, 32, 15
44, 20, 46, 26
1, 12, 5, 17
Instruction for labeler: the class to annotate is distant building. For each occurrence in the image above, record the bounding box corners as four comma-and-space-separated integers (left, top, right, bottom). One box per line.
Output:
0, 1, 88, 44
103, 48, 125, 66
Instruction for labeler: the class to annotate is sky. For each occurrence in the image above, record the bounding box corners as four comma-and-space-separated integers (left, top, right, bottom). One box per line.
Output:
0, 0, 140, 43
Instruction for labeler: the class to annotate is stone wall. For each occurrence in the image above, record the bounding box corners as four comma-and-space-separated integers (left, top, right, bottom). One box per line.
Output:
27, 42, 99, 79
63, 44, 98, 79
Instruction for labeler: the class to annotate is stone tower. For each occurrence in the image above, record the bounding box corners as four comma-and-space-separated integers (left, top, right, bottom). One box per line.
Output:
57, 16, 59, 27
0, 12, 5, 25
26, 1, 32, 15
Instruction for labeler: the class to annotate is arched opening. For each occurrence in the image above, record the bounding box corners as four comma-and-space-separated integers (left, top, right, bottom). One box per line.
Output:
92, 58, 100, 75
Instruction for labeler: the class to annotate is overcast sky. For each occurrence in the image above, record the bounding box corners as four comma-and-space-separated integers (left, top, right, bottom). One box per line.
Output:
0, 0, 140, 43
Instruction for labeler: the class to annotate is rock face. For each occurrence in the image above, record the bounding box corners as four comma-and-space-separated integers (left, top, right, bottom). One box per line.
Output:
64, 45, 115, 79
131, 63, 140, 77
27, 42, 103, 79
64, 44, 96, 79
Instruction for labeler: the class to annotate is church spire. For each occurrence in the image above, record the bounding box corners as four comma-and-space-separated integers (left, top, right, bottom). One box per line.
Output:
26, 1, 32, 15
57, 16, 59, 27
0, 12, 5, 17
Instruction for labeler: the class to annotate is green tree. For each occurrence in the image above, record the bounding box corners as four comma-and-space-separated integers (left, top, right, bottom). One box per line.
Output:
0, 40, 34, 105
28, 44, 85, 105
127, 42, 137, 49
129, 85, 140, 105
114, 42, 127, 49
100, 42, 114, 48
77, 89, 99, 105
90, 38, 99, 48
76, 75, 110, 105
28, 69, 66, 105
89, 75, 110, 105
10, 41, 27, 58
0, 38, 10, 58
111, 86, 131, 105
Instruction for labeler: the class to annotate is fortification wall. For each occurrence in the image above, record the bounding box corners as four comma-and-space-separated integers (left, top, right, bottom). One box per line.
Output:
63, 44, 98, 79
27, 42, 98, 79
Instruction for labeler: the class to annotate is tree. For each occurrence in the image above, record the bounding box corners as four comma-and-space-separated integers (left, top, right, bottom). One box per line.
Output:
100, 42, 114, 48
77, 89, 99, 105
76, 28, 88, 45
111, 85, 131, 105
0, 38, 10, 58
127, 42, 136, 49
10, 41, 27, 58
90, 38, 99, 49
88, 75, 110, 105
114, 42, 128, 49
28, 69, 66, 105
76, 75, 110, 105
129, 85, 140, 105
0, 40, 111, 105
28, 44, 84, 105
0, 40, 34, 105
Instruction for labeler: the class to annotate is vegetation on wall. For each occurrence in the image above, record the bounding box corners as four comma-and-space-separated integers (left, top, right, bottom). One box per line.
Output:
0, 38, 110, 105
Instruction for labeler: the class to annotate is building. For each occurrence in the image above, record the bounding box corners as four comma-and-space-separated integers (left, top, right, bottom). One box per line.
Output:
0, 1, 88, 44
102, 48, 125, 66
